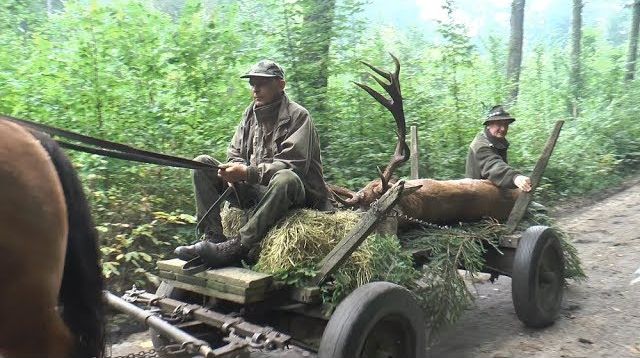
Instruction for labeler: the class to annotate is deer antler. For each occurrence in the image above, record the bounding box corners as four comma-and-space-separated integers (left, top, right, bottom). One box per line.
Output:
327, 184, 362, 206
354, 53, 409, 192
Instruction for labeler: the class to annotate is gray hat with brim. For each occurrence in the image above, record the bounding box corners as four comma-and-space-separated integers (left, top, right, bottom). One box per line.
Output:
483, 105, 515, 125
240, 60, 285, 79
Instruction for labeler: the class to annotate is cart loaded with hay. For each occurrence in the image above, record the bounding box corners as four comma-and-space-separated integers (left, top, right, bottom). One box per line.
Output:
106, 55, 584, 358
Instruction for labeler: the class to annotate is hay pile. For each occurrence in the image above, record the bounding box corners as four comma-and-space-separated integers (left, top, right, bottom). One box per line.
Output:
221, 205, 584, 331
222, 208, 417, 304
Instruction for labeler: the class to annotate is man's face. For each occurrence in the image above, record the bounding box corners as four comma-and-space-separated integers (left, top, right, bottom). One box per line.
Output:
486, 120, 511, 139
249, 77, 285, 107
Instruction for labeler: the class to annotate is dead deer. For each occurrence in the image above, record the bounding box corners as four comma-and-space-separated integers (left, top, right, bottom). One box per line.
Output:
329, 54, 519, 227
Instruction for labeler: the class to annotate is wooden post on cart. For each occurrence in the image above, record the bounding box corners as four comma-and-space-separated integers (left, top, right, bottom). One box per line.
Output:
504, 120, 564, 233
410, 125, 419, 179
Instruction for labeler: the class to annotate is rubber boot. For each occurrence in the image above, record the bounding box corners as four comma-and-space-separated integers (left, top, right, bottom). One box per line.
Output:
195, 237, 248, 269
174, 228, 227, 261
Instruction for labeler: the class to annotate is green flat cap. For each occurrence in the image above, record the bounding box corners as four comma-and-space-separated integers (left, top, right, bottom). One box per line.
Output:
240, 60, 285, 79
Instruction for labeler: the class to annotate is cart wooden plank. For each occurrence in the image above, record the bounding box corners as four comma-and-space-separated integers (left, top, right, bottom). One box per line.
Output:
157, 259, 273, 289
505, 120, 564, 233
203, 267, 273, 288
157, 258, 187, 273
206, 280, 268, 297
174, 272, 207, 286
163, 279, 266, 304
158, 270, 176, 281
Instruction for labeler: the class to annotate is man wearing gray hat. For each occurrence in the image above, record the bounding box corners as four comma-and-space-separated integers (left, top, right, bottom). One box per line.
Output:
465, 105, 532, 192
174, 59, 332, 270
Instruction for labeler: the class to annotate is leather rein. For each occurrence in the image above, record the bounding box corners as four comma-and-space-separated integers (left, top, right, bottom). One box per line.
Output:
0, 115, 219, 171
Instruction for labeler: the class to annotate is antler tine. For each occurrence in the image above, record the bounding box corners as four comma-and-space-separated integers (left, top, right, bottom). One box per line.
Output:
360, 60, 393, 82
358, 60, 399, 106
390, 52, 401, 85
377, 166, 388, 191
357, 53, 409, 195
333, 192, 355, 207
353, 81, 391, 110
327, 184, 361, 207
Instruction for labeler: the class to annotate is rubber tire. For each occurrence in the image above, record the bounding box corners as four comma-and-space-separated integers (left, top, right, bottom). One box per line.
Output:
317, 281, 426, 358
149, 282, 192, 358
511, 225, 565, 328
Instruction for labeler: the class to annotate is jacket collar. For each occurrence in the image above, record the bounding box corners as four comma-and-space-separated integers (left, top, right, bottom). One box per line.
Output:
249, 93, 292, 127
254, 97, 282, 123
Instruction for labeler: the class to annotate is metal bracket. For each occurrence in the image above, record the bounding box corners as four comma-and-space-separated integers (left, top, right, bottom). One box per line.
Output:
122, 285, 147, 303
499, 234, 520, 248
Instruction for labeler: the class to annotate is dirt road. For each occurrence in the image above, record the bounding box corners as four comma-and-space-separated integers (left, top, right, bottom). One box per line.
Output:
110, 182, 640, 358
427, 183, 640, 358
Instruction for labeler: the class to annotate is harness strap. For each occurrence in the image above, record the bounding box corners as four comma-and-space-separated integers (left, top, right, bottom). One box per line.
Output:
57, 141, 211, 170
1, 115, 218, 171
195, 186, 234, 235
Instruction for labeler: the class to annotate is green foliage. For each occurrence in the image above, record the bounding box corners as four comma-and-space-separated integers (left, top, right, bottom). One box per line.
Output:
400, 210, 585, 334
0, 0, 637, 292
400, 221, 501, 332
90, 183, 196, 291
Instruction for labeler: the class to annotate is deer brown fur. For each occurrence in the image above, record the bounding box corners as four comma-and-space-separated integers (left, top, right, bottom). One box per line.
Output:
355, 178, 519, 225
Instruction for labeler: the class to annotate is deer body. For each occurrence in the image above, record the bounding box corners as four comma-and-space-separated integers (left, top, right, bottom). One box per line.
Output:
353, 178, 518, 226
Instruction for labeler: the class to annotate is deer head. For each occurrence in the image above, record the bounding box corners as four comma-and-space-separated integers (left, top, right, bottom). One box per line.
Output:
330, 53, 410, 208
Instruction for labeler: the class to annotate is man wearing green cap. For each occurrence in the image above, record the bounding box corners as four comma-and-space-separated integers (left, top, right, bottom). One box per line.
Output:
174, 59, 332, 270
465, 105, 532, 192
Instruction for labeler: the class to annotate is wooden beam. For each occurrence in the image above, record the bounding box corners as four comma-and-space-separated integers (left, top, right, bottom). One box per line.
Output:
505, 120, 564, 233
410, 125, 419, 179
310, 181, 405, 286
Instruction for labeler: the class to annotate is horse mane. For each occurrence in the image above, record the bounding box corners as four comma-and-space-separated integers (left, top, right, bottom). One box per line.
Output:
29, 130, 106, 358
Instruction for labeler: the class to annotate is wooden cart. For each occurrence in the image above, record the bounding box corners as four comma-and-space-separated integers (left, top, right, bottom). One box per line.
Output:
106, 179, 566, 358
106, 120, 567, 358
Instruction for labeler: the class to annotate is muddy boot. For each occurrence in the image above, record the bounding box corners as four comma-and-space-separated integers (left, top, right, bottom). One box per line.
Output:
204, 228, 227, 244
174, 242, 199, 261
174, 225, 226, 261
195, 237, 248, 269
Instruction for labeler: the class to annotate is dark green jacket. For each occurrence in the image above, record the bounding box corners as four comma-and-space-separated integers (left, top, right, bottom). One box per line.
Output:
465, 129, 519, 188
227, 94, 331, 210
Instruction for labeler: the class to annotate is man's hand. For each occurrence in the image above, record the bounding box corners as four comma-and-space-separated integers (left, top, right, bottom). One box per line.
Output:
514, 175, 532, 192
218, 163, 248, 183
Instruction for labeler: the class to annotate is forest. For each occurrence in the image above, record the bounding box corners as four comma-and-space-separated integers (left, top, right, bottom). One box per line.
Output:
1, 0, 640, 291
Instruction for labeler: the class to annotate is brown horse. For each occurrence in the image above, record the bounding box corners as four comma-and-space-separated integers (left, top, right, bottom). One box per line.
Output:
0, 119, 104, 358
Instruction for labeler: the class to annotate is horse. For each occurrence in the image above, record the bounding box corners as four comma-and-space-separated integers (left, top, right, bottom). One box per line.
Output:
0, 119, 105, 358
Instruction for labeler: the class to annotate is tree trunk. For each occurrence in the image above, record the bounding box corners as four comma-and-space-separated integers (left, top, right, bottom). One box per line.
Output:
626, 1, 640, 82
570, 0, 583, 117
506, 0, 525, 104
292, 0, 336, 117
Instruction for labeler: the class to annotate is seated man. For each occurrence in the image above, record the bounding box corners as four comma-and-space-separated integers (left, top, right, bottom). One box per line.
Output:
465, 105, 532, 192
174, 60, 332, 269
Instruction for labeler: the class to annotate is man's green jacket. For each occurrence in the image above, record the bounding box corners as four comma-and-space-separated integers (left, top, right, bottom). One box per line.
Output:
465, 129, 519, 188
227, 94, 331, 210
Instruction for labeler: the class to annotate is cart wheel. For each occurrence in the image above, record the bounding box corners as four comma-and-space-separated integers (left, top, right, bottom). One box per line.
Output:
317, 281, 426, 358
511, 225, 565, 328
149, 282, 192, 358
